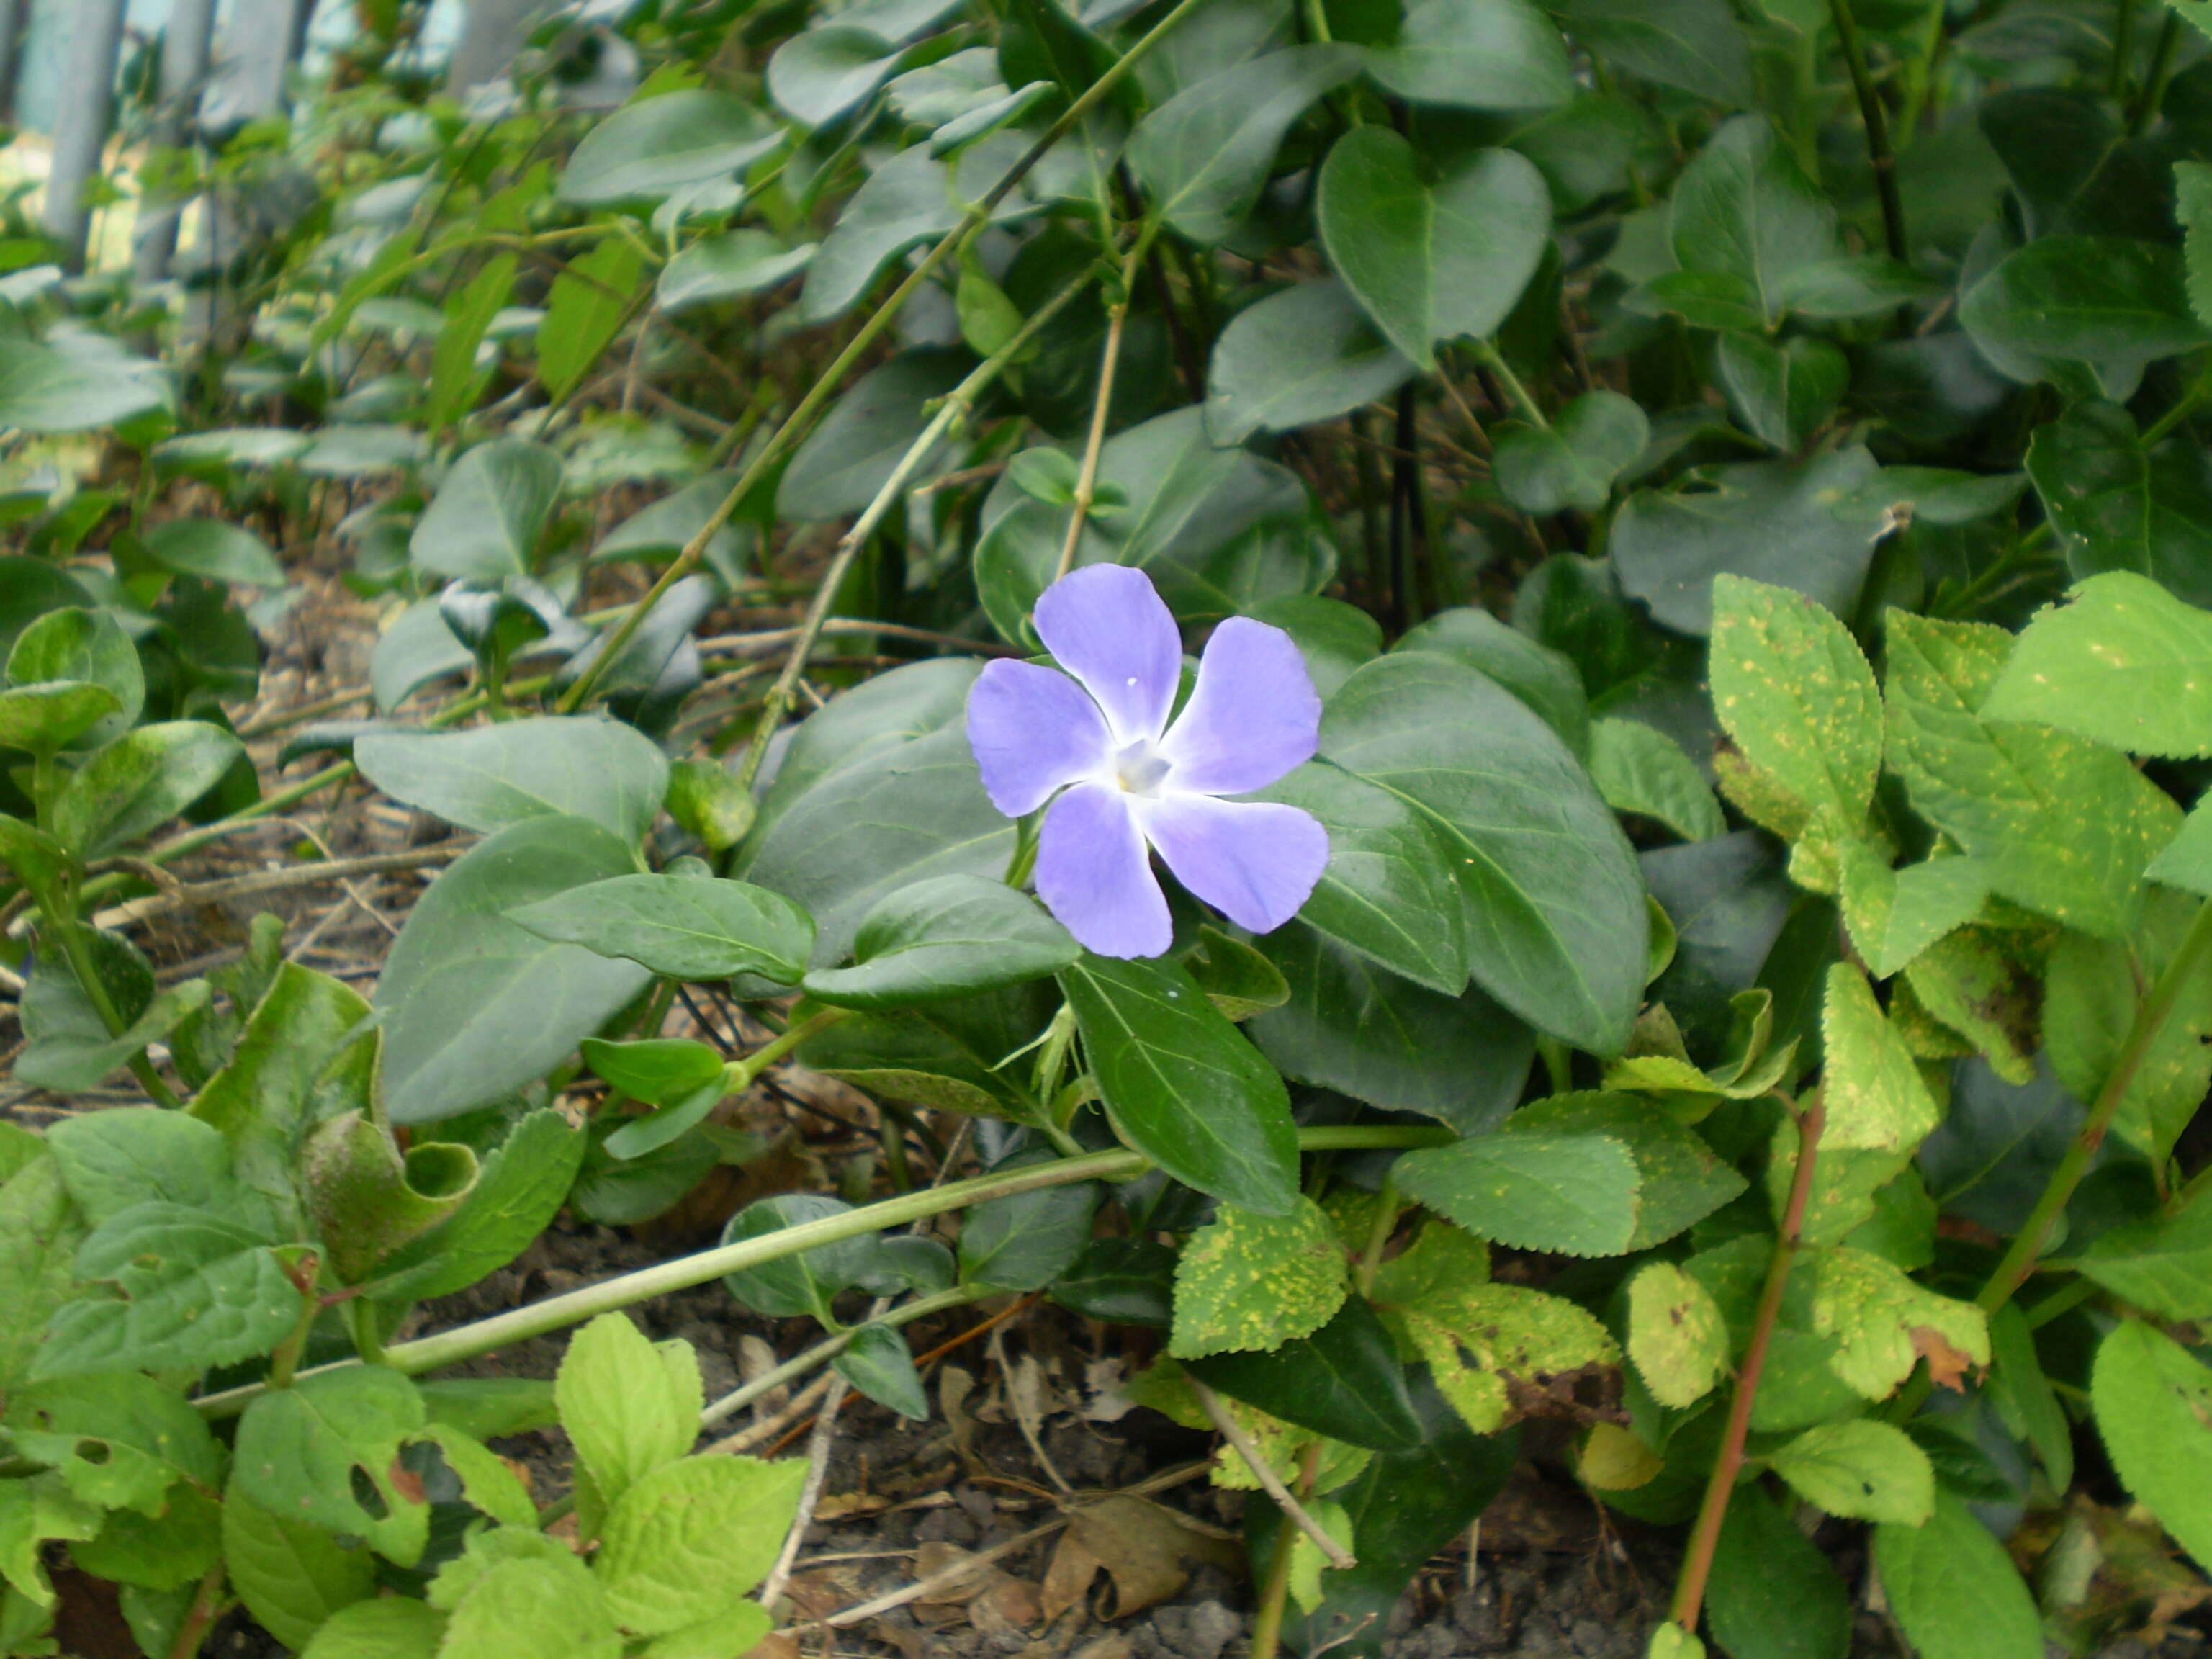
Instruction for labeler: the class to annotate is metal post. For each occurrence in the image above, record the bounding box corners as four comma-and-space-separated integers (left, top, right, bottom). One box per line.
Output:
41, 0, 129, 271
0, 0, 26, 127
133, 0, 222, 287
447, 0, 562, 96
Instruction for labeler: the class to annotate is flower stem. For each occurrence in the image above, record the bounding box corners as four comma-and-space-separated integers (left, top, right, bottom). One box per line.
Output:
1668, 1094, 1826, 1635
193, 1125, 1449, 1419
562, 0, 1218, 720
1054, 241, 1146, 583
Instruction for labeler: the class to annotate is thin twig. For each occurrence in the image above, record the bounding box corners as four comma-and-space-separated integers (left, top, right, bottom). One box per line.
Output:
759, 1375, 853, 1609
1053, 250, 1139, 581
88, 845, 464, 930
1190, 1377, 1355, 1570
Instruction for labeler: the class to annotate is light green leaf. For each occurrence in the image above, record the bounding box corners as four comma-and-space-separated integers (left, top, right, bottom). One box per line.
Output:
0, 337, 168, 432
220, 1485, 374, 1652
1770, 1418, 1933, 1524
426, 254, 518, 436
0, 1151, 85, 1393
439, 1555, 621, 1659
1400, 1281, 1616, 1434
556, 1315, 703, 1509
233, 1367, 431, 1565
1984, 570, 2212, 757
1509, 1091, 1745, 1246
2074, 1182, 2212, 1320
1837, 842, 1988, 979
1626, 1260, 1727, 1408
1809, 1246, 1987, 1400
539, 239, 644, 404
44, 1107, 228, 1228
1884, 609, 2177, 939
1393, 1131, 1640, 1256
1169, 1198, 1349, 1359
1709, 574, 1879, 832
593, 1457, 808, 1630
356, 716, 667, 844
297, 1596, 446, 1659
2092, 1318, 2212, 1574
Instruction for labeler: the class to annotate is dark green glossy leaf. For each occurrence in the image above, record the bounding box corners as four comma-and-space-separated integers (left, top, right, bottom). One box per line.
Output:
143, 518, 284, 588
1492, 389, 1649, 514
721, 1193, 883, 1320
409, 439, 562, 582
1395, 606, 1591, 755
511, 872, 814, 983
959, 1159, 1100, 1290
1051, 1238, 1175, 1326
1667, 115, 1837, 323
1546, 0, 1752, 105
354, 716, 669, 844
834, 1323, 929, 1419
1186, 1294, 1422, 1449
580, 1037, 728, 1105
805, 874, 1077, 1009
1201, 279, 1415, 446
1961, 235, 2203, 372
2023, 401, 2212, 607
1365, 0, 1573, 111
1714, 333, 1846, 451
778, 349, 969, 521
50, 721, 244, 858
6, 605, 143, 750
559, 89, 783, 205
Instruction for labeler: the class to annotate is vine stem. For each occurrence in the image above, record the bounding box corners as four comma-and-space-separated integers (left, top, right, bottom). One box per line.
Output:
1054, 242, 1145, 582
1825, 0, 1908, 262
192, 1125, 1452, 1418
734, 270, 1091, 792
560, 0, 1218, 719
2126, 12, 2182, 135
1669, 1094, 1827, 1635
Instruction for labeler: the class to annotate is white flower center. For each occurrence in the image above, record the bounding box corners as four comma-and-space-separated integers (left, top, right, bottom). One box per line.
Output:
1114, 739, 1172, 797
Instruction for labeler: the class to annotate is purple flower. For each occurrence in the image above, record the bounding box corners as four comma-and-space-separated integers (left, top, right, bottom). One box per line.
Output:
966, 565, 1329, 958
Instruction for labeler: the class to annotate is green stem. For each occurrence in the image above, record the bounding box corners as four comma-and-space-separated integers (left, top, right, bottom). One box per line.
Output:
2127, 11, 2182, 135
1826, 0, 1908, 262
561, 0, 1213, 719
1355, 1174, 1398, 1296
2111, 0, 2140, 96
734, 271, 1092, 789
1670, 1097, 1825, 1635
163, 1563, 228, 1659
1054, 243, 1146, 583
194, 1125, 1449, 1417
2143, 355, 2212, 446
1472, 342, 1547, 428
266, 1254, 325, 1389
1894, 0, 1948, 147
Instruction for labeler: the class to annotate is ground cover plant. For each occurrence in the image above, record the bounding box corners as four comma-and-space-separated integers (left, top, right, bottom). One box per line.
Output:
7, 0, 2212, 1655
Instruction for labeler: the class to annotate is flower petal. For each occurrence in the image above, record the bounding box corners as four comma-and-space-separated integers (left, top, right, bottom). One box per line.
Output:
1141, 792, 1328, 935
1156, 616, 1321, 796
1036, 781, 1172, 958
1032, 564, 1182, 747
966, 660, 1115, 817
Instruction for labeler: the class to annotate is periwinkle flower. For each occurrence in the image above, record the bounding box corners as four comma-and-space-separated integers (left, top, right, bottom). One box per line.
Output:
966, 564, 1328, 958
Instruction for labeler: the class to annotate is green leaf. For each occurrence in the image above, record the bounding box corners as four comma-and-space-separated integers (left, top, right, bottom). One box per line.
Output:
1254, 762, 1468, 995
1392, 1131, 1640, 1256
1126, 45, 1363, 245
2044, 891, 2212, 1161
737, 660, 1016, 964
1781, 966, 1940, 1244
1611, 449, 1888, 636
0, 680, 122, 755
355, 716, 668, 844
2153, 796, 2212, 894
2021, 403, 2212, 608
45, 1107, 228, 1228
417, 1377, 559, 1439
0, 814, 70, 891
798, 982, 1056, 1122
804, 874, 1076, 1008
73, 1484, 221, 1591
958, 1163, 1099, 1291
1709, 573, 1881, 831
637, 1604, 773, 1659
7, 605, 143, 748
410, 439, 562, 582
35, 1205, 298, 1380
555, 1315, 702, 1507
50, 720, 243, 858
1770, 1419, 1933, 1524
1200, 279, 1416, 446
1961, 235, 2203, 372
16, 975, 207, 1093
1707, 1485, 1849, 1659
1984, 1303, 2071, 1491
719, 1193, 884, 1319
1395, 607, 1591, 755
512, 873, 814, 984
1668, 116, 1837, 324
777, 349, 968, 521
1875, 1491, 2045, 1659
834, 1323, 929, 1419
1052, 1237, 1175, 1326
1364, 0, 1573, 111
1060, 953, 1300, 1217
1588, 718, 1724, 842
540, 239, 644, 404
302, 1112, 477, 1283
770, 24, 903, 125
2092, 1318, 2212, 1573
1838, 843, 1988, 979
1779, 255, 1944, 320
593, 1456, 806, 1629
439, 1554, 620, 1659
580, 1037, 727, 1105
1492, 390, 1650, 515
143, 518, 284, 588
297, 1597, 446, 1659
1625, 1260, 1727, 1408
1984, 571, 2212, 756
1170, 1197, 1349, 1359
1884, 609, 2177, 939
1249, 921, 1532, 1131
1318, 127, 1551, 372
1398, 1280, 1616, 1434
233, 1367, 431, 1565
800, 145, 960, 324
1184, 1294, 1424, 1449
5, 1373, 225, 1514
0, 1148, 85, 1395
2182, 158, 2212, 326
1319, 651, 1647, 1053
374, 816, 654, 1124
657, 230, 814, 314
559, 90, 782, 206
1714, 333, 1845, 451
0, 337, 167, 432
427, 254, 518, 434
1507, 1091, 1745, 1249
1547, 0, 1753, 104
2074, 1182, 2212, 1319
1809, 1246, 1987, 1400
1650, 1624, 1709, 1659
220, 1485, 375, 1652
